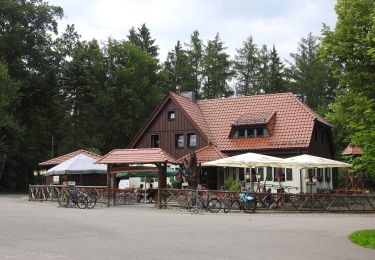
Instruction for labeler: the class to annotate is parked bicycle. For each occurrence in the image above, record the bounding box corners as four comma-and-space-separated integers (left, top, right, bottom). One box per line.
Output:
58, 187, 88, 209
223, 191, 256, 213
116, 191, 137, 205
189, 190, 222, 214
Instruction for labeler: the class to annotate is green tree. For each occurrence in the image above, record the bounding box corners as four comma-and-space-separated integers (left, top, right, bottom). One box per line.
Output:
267, 45, 287, 93
103, 40, 161, 151
0, 0, 64, 190
321, 0, 375, 179
202, 33, 233, 98
58, 40, 107, 154
287, 33, 336, 111
256, 45, 270, 94
234, 36, 260, 95
185, 30, 204, 98
127, 24, 159, 57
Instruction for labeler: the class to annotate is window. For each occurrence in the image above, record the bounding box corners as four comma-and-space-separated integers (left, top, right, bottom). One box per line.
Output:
256, 128, 264, 137
247, 128, 255, 137
274, 168, 285, 182
325, 168, 331, 182
175, 134, 184, 149
317, 168, 323, 182
151, 135, 159, 148
266, 167, 273, 181
308, 169, 315, 178
187, 133, 197, 148
237, 129, 246, 138
286, 168, 293, 181
239, 168, 245, 182
257, 168, 264, 181
168, 111, 176, 120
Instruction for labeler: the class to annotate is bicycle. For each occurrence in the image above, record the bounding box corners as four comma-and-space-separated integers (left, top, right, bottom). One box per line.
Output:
190, 190, 222, 214
223, 191, 256, 213
58, 187, 88, 209
116, 191, 137, 205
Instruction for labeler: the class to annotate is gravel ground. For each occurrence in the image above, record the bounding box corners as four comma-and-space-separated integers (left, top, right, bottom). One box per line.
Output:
0, 194, 374, 260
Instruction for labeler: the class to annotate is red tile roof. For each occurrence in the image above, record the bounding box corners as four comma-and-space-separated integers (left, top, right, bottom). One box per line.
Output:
96, 148, 179, 165
195, 92, 329, 151
178, 145, 227, 164
233, 111, 276, 126
39, 149, 102, 166
170, 92, 213, 142
341, 145, 364, 156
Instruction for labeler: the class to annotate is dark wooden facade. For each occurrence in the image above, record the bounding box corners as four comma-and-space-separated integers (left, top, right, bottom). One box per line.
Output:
131, 99, 209, 159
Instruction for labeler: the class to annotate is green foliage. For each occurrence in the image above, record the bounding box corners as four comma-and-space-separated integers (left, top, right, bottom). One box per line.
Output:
127, 24, 159, 57
349, 230, 375, 250
170, 180, 182, 189
321, 1, 375, 182
202, 33, 233, 98
287, 33, 337, 111
224, 179, 242, 191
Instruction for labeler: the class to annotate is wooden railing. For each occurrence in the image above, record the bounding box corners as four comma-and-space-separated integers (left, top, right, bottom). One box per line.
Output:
159, 189, 375, 212
29, 185, 375, 212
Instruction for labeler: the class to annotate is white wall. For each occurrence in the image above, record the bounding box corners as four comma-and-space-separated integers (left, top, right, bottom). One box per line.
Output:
222, 167, 334, 194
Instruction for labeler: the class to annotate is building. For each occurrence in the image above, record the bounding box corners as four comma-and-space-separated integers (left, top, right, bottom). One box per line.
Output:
129, 92, 336, 192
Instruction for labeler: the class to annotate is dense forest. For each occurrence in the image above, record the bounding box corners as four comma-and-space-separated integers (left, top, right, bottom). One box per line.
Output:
0, 0, 374, 191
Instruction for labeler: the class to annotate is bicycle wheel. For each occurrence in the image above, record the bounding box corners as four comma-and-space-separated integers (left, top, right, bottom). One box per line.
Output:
86, 195, 97, 209
207, 198, 222, 213
190, 196, 203, 214
177, 195, 189, 208
243, 201, 256, 213
77, 195, 88, 209
223, 200, 233, 213
58, 193, 69, 207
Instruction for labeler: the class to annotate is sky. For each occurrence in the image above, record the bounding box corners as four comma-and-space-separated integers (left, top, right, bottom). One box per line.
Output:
48, 0, 337, 62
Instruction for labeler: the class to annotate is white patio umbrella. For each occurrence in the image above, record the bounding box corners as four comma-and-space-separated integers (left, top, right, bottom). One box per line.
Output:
201, 152, 286, 168
282, 154, 352, 169
47, 154, 107, 175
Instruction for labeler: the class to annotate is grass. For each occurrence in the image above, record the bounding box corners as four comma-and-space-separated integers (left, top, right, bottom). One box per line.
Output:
349, 230, 375, 250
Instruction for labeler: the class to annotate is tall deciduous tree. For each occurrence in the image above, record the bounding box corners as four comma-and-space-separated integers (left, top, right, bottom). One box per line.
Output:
287, 33, 336, 111
0, 0, 64, 190
321, 0, 375, 178
202, 33, 233, 98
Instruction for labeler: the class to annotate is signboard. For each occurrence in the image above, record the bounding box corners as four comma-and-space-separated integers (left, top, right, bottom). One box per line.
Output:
118, 179, 130, 189
68, 181, 76, 186
53, 176, 59, 184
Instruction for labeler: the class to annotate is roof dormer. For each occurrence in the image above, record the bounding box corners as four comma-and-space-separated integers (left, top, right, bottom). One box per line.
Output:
229, 111, 276, 138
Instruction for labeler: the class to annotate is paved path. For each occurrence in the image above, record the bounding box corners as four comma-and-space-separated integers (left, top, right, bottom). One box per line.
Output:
0, 194, 374, 260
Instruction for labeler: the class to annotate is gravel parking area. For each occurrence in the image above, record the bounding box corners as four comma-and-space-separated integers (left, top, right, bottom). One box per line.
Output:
0, 194, 374, 260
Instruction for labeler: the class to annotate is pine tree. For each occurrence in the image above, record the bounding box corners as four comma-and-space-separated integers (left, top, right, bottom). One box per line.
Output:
267, 45, 286, 93
202, 33, 233, 98
287, 33, 336, 110
186, 30, 204, 98
128, 24, 159, 57
234, 36, 259, 95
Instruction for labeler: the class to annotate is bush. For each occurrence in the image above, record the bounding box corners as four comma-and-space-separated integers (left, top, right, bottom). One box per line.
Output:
224, 179, 242, 191
170, 180, 182, 189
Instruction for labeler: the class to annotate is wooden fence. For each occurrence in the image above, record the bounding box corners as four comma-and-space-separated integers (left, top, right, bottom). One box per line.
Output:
159, 189, 375, 213
28, 185, 375, 212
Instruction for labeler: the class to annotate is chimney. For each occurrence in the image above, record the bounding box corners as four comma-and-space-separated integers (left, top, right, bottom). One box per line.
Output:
181, 91, 195, 101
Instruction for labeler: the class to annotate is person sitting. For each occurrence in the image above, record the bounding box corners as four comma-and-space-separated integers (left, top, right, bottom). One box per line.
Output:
134, 184, 144, 202
146, 184, 155, 203
264, 188, 275, 209
275, 187, 285, 208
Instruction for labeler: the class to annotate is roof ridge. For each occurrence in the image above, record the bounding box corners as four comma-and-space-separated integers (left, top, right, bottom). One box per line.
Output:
196, 92, 291, 103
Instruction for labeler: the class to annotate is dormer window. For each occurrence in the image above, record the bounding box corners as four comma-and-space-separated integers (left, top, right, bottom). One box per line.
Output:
168, 111, 176, 120
230, 111, 276, 139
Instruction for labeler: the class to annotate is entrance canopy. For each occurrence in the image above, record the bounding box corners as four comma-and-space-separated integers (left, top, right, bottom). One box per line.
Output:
201, 152, 286, 168
96, 148, 179, 165
47, 154, 107, 176
282, 154, 352, 169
